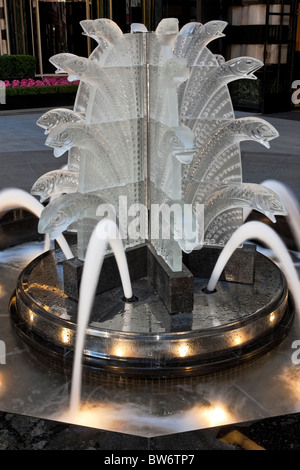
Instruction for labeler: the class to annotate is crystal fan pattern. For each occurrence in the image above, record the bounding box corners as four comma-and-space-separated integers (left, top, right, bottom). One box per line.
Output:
33, 18, 287, 271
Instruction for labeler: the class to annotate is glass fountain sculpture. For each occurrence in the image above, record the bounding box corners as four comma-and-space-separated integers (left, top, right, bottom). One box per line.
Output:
32, 18, 286, 272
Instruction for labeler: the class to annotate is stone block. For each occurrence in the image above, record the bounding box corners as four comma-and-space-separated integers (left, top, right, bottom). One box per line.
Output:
63, 244, 147, 301
63, 243, 256, 315
147, 244, 194, 314
182, 244, 256, 285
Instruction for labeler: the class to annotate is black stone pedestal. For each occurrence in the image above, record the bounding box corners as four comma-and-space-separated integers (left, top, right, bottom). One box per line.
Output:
63, 243, 195, 314
183, 243, 256, 284
63, 244, 148, 301
62, 243, 256, 314
146, 245, 194, 313
10, 245, 292, 378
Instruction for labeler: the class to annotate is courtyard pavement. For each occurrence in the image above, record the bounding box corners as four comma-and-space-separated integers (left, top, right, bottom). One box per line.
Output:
0, 106, 299, 199
0, 108, 68, 193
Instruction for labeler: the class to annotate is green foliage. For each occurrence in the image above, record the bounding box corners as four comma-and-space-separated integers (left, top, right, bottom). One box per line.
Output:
229, 79, 263, 106
0, 55, 36, 80
6, 84, 79, 96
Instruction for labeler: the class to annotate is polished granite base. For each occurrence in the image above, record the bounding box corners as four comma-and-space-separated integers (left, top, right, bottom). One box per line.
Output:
9, 245, 294, 378
2, 240, 300, 442
2, 409, 300, 450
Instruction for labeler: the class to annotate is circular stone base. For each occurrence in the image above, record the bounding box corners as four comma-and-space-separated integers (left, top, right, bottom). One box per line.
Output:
10, 248, 294, 379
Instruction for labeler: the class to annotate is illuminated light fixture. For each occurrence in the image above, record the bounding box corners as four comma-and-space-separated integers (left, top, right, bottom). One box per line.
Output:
61, 328, 71, 344
178, 343, 189, 358
115, 346, 125, 357
233, 335, 243, 346
29, 311, 35, 324
0, 284, 4, 299
269, 312, 275, 322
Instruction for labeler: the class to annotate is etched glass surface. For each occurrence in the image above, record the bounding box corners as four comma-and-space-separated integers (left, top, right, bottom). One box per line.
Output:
32, 17, 285, 270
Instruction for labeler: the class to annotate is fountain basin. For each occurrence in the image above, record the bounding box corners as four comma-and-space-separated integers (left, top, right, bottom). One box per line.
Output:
9, 245, 294, 379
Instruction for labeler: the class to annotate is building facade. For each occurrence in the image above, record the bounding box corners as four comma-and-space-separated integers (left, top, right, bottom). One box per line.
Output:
0, 0, 299, 112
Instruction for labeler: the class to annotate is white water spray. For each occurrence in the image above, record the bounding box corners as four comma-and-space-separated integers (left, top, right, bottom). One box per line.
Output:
261, 180, 300, 251
0, 188, 73, 259
206, 221, 300, 315
69, 218, 133, 415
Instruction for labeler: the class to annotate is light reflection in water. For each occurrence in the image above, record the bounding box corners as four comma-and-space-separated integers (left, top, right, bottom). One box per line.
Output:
57, 401, 235, 437
277, 365, 300, 407
201, 404, 231, 427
